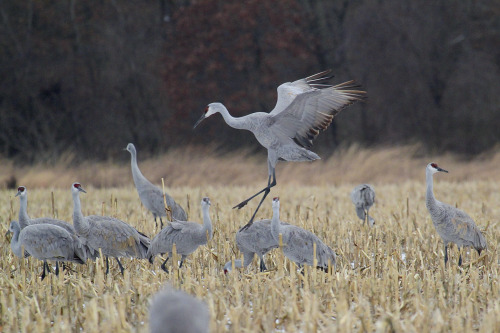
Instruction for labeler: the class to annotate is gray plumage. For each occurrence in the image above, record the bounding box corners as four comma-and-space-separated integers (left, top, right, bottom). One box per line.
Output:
126, 143, 187, 229
149, 286, 210, 333
270, 197, 336, 270
351, 184, 375, 227
8, 220, 87, 280
16, 185, 76, 234
425, 163, 487, 266
194, 70, 365, 229
224, 219, 288, 272
71, 182, 151, 275
147, 197, 212, 273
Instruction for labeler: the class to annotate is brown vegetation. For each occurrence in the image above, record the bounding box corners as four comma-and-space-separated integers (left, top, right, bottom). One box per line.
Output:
0, 177, 498, 331
1, 144, 499, 190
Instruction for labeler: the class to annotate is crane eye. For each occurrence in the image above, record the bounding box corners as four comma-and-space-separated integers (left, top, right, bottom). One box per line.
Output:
204, 106, 209, 113
431, 163, 438, 168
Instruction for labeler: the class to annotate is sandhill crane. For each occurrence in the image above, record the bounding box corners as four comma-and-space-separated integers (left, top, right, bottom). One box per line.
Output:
271, 197, 336, 271
193, 70, 365, 230
425, 163, 487, 266
351, 184, 375, 227
16, 186, 76, 234
147, 197, 212, 273
224, 219, 289, 273
71, 182, 151, 275
149, 286, 210, 333
8, 221, 87, 280
16, 185, 85, 269
125, 143, 187, 229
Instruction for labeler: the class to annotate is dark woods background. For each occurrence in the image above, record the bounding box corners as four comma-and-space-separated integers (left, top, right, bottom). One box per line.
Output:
1, 0, 498, 162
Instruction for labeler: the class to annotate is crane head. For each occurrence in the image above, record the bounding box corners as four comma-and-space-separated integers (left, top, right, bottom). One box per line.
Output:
193, 103, 224, 129
428, 162, 448, 174
202, 197, 211, 206
72, 182, 87, 194
272, 197, 280, 208
15, 186, 26, 197
125, 143, 136, 153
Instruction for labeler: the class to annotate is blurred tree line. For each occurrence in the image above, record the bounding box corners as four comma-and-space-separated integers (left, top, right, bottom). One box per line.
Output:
0, 0, 498, 162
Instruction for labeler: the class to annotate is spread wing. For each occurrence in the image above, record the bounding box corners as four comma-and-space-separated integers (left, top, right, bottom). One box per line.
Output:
270, 70, 333, 116
270, 74, 365, 148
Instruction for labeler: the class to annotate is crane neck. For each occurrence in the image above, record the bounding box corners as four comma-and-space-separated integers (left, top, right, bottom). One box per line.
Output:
129, 150, 148, 186
217, 106, 249, 130
202, 205, 213, 240
18, 194, 30, 228
271, 205, 281, 242
425, 169, 439, 212
9, 223, 22, 258
72, 191, 90, 235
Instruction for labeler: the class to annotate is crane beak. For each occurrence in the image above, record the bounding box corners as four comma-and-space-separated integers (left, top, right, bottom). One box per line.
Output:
437, 167, 448, 173
15, 192, 21, 197
5, 230, 11, 237
79, 187, 87, 193
193, 114, 206, 129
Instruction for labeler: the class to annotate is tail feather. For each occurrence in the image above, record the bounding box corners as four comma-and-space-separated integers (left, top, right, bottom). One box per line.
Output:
72, 235, 88, 263
134, 228, 151, 259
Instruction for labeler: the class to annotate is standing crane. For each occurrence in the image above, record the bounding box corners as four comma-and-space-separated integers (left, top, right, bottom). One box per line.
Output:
224, 219, 288, 273
71, 182, 150, 275
351, 184, 375, 227
15, 186, 92, 268
125, 143, 187, 229
147, 197, 213, 273
425, 163, 487, 265
193, 70, 364, 230
8, 221, 87, 280
270, 197, 336, 271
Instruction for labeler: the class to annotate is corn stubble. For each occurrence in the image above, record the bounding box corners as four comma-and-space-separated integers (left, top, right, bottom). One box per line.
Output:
0, 181, 498, 332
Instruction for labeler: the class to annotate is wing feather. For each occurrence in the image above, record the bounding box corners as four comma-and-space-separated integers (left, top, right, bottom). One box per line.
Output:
270, 79, 365, 148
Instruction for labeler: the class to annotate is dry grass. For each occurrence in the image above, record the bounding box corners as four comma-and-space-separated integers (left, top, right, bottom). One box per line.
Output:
1, 144, 500, 189
0, 178, 499, 332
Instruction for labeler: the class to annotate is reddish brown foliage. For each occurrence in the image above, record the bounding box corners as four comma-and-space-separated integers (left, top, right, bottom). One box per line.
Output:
163, 0, 318, 147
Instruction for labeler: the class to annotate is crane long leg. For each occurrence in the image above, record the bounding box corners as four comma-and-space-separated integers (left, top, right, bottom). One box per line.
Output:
105, 256, 110, 275
237, 170, 277, 230
161, 257, 169, 273
116, 257, 125, 275
160, 218, 164, 229
260, 259, 267, 272
41, 261, 48, 280
55, 262, 60, 276
233, 173, 276, 210
458, 254, 462, 266
444, 244, 448, 265
241, 189, 271, 230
